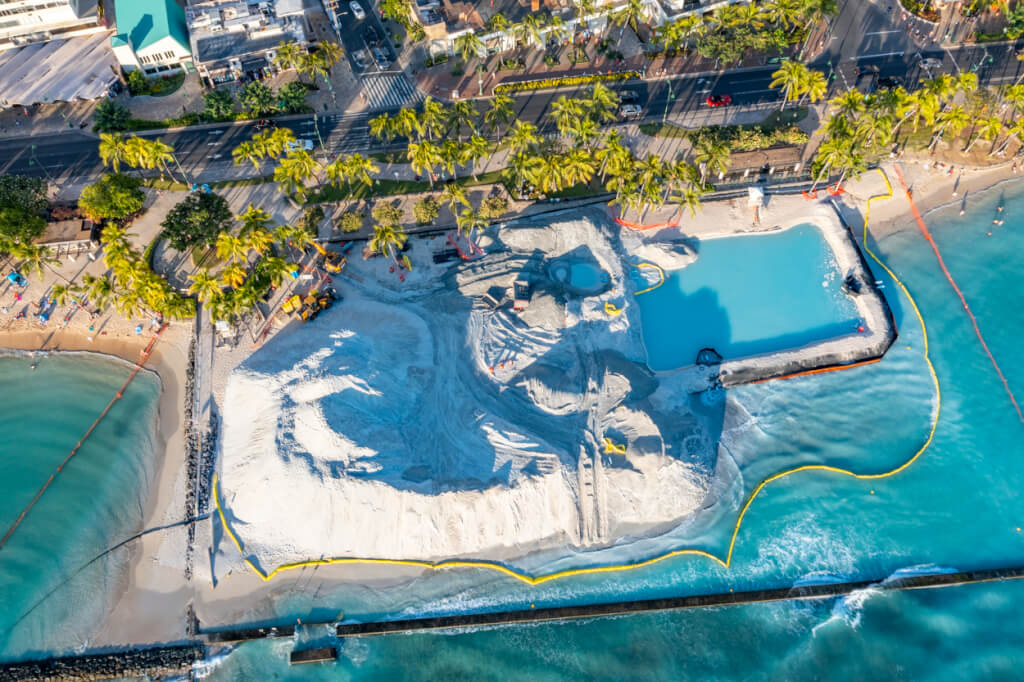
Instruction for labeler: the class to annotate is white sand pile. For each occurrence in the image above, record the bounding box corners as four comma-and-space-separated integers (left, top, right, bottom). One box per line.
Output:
217, 213, 718, 567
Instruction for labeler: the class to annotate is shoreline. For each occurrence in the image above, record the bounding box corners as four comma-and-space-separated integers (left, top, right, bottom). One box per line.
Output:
0, 323, 193, 651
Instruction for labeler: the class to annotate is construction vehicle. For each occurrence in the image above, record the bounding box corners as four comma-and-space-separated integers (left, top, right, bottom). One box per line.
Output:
282, 287, 339, 323
310, 241, 346, 274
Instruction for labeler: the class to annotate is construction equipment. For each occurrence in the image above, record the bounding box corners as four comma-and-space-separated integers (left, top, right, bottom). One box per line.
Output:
282, 287, 339, 323
310, 241, 346, 274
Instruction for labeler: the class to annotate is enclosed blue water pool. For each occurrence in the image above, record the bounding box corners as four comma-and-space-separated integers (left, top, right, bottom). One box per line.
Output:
635, 224, 861, 371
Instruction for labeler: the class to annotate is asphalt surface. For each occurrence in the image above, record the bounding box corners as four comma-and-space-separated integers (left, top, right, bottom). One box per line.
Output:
1, 0, 1022, 182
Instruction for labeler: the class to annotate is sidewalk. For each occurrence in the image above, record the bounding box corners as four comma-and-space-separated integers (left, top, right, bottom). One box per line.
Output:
412, 29, 802, 100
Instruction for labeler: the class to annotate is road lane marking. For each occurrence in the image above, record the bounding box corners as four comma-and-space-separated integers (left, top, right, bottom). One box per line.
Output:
852, 51, 905, 60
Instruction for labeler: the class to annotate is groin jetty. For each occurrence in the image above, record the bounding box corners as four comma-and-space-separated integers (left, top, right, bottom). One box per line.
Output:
0, 644, 204, 681
335, 566, 1024, 637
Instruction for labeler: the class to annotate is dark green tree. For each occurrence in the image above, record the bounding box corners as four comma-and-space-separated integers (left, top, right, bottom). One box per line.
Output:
93, 98, 131, 132
297, 205, 325, 235
239, 82, 277, 117
277, 81, 309, 113
161, 192, 233, 251
0, 175, 48, 248
78, 173, 145, 222
336, 211, 364, 233
203, 89, 236, 120
413, 196, 440, 225
127, 70, 148, 96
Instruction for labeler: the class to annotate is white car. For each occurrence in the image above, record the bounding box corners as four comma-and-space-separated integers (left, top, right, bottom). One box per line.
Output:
919, 57, 942, 69
350, 1, 366, 20
286, 139, 314, 152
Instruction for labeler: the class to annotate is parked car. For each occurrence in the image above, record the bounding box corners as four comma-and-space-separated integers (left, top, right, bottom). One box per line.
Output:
919, 57, 943, 69
705, 94, 731, 107
618, 103, 643, 119
372, 47, 391, 69
618, 90, 640, 103
349, 1, 366, 20
286, 139, 315, 152
352, 49, 370, 70
877, 76, 903, 90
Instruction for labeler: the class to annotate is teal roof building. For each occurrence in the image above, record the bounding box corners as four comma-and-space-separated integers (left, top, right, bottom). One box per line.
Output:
110, 0, 192, 71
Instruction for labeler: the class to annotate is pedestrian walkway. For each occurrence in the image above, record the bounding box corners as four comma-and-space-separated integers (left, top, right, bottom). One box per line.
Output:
360, 73, 423, 111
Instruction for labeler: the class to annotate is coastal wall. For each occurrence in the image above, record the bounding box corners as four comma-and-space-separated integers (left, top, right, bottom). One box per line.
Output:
716, 204, 897, 387
0, 644, 205, 681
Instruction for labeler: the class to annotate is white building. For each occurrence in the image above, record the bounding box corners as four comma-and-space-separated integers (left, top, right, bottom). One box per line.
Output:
186, 0, 311, 85
0, 0, 103, 51
109, 0, 193, 74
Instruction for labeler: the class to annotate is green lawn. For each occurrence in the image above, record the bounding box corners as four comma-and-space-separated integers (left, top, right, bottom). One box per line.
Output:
306, 170, 506, 203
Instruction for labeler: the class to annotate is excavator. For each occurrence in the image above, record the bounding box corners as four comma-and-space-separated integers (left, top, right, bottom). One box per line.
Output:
309, 241, 346, 274
281, 286, 339, 323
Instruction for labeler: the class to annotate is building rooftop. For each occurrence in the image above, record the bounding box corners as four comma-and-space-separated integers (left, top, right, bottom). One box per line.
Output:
186, 0, 309, 66
111, 0, 190, 52
0, 32, 118, 108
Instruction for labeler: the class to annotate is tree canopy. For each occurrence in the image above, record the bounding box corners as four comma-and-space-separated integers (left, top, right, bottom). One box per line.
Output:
78, 173, 145, 222
161, 192, 233, 251
0, 175, 48, 248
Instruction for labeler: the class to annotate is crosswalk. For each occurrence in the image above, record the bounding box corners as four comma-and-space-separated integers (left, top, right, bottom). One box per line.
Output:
359, 73, 423, 112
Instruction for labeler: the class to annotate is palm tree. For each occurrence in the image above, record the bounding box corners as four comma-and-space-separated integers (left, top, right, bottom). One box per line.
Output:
258, 255, 295, 288
274, 41, 305, 73
245, 228, 275, 256
188, 269, 223, 304
274, 149, 320, 198
693, 138, 730, 184
525, 154, 564, 194
344, 153, 379, 187
456, 208, 487, 240
561, 149, 597, 187
220, 263, 247, 289
506, 120, 540, 154
963, 115, 1003, 153
82, 274, 114, 310
393, 107, 423, 140
588, 84, 620, 123
801, 0, 838, 25
453, 31, 485, 63
547, 15, 570, 43
519, 14, 546, 51
441, 183, 471, 214
929, 105, 970, 151
611, 0, 649, 45
831, 89, 866, 122
801, 69, 828, 106
233, 140, 265, 170
672, 186, 704, 219
238, 204, 273, 234
216, 233, 250, 263
420, 97, 447, 140
369, 222, 407, 261
324, 156, 351, 189
147, 138, 184, 183
763, 0, 801, 30
486, 12, 509, 34
447, 99, 478, 142
407, 141, 443, 187
856, 111, 895, 148
550, 96, 584, 137
15, 243, 58, 279
99, 133, 131, 173
50, 283, 79, 307
440, 140, 463, 179
460, 134, 490, 180
369, 112, 395, 141
484, 95, 515, 137
770, 61, 808, 111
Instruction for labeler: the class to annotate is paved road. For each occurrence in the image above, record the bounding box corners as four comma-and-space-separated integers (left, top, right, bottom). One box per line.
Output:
2, 0, 1022, 183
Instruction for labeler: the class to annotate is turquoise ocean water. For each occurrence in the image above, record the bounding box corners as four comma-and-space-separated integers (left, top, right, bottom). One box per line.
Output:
3, 179, 1024, 678
0, 353, 160, 658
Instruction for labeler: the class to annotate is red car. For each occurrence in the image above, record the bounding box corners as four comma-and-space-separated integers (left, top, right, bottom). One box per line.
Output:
706, 95, 732, 107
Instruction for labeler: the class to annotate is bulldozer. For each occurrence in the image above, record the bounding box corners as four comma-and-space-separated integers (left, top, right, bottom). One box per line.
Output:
310, 241, 346, 274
